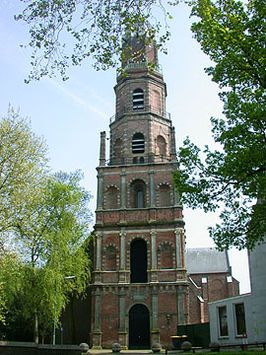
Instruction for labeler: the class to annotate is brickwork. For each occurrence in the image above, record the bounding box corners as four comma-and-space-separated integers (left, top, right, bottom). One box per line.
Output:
187, 273, 239, 324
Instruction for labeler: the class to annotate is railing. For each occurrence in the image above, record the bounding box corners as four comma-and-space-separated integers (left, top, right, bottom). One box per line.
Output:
110, 105, 171, 124
116, 61, 163, 77
103, 154, 176, 167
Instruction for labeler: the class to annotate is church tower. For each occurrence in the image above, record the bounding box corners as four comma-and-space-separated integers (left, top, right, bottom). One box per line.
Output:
91, 37, 189, 349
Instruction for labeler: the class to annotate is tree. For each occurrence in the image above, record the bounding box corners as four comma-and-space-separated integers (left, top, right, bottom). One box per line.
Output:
0, 252, 22, 326
0, 107, 48, 236
16, 0, 172, 82
15, 0, 265, 248
9, 171, 92, 343
174, 0, 266, 250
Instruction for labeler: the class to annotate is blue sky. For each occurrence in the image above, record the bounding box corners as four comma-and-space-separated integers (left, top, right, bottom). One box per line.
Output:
0, 1, 250, 293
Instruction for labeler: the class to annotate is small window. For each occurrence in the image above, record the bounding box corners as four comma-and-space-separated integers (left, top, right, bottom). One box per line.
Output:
132, 133, 145, 154
235, 303, 246, 336
218, 306, 228, 337
133, 89, 144, 110
133, 157, 138, 164
139, 157, 144, 164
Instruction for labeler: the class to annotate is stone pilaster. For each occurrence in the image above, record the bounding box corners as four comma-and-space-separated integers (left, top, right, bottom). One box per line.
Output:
151, 287, 160, 344
149, 170, 155, 207
91, 289, 102, 349
96, 233, 102, 271
175, 228, 185, 269
120, 169, 126, 209
99, 131, 106, 166
150, 230, 158, 282
118, 288, 128, 349
96, 173, 104, 210
177, 288, 186, 326
119, 230, 127, 283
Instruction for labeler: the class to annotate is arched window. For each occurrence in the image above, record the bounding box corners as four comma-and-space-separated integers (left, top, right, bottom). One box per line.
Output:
158, 184, 171, 207
133, 88, 144, 110
132, 133, 145, 154
139, 157, 144, 164
157, 135, 166, 157
130, 239, 147, 283
133, 157, 138, 164
130, 180, 146, 208
104, 186, 119, 209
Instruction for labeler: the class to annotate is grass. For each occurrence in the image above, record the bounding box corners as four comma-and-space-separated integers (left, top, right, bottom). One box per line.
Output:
182, 352, 266, 355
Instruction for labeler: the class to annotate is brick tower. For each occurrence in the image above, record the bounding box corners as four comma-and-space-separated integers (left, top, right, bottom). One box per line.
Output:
91, 37, 189, 349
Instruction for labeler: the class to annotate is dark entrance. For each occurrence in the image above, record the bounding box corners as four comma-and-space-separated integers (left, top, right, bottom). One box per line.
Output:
129, 304, 150, 349
130, 239, 147, 283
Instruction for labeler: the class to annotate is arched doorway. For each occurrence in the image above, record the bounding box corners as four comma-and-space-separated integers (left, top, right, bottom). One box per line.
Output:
130, 239, 147, 283
129, 304, 150, 349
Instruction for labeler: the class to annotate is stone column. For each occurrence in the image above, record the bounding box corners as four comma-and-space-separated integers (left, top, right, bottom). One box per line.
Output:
151, 288, 160, 344
119, 230, 127, 283
170, 126, 177, 161
150, 230, 158, 282
99, 131, 106, 166
96, 173, 104, 210
96, 233, 102, 271
175, 228, 184, 269
118, 288, 127, 349
120, 170, 126, 208
149, 170, 155, 207
177, 288, 185, 325
91, 288, 102, 349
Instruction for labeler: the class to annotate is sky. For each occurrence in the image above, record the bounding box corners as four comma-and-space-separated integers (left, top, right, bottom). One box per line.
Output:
0, 2, 250, 293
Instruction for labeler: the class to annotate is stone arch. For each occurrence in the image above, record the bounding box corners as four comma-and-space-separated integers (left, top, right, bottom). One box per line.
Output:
158, 241, 175, 269
104, 185, 119, 209
103, 243, 118, 271
157, 182, 172, 207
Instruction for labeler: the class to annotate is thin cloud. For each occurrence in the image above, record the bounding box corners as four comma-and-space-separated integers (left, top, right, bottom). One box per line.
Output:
49, 79, 109, 118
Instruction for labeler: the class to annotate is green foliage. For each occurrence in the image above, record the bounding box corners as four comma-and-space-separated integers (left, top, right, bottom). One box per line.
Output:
12, 171, 92, 339
0, 107, 48, 235
0, 252, 22, 325
0, 109, 93, 340
16, 0, 172, 81
175, 0, 266, 250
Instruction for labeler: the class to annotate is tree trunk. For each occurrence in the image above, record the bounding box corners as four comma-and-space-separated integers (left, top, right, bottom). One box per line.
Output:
34, 310, 39, 344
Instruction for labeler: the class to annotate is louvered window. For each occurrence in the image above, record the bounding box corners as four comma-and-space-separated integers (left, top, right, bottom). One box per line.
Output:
132, 133, 145, 154
133, 89, 144, 110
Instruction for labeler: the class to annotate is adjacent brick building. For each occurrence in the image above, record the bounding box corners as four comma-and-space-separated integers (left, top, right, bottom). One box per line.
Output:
186, 248, 239, 324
